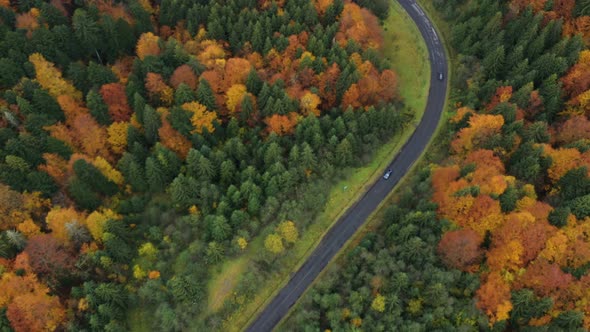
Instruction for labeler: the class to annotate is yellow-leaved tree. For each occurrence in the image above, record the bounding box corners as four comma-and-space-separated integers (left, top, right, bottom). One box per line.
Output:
371, 294, 386, 312
92, 157, 124, 185
138, 242, 158, 261
300, 91, 321, 116
45, 207, 87, 245
85, 209, 120, 242
196, 40, 226, 67
237, 237, 248, 250
107, 121, 129, 154
264, 233, 284, 254
17, 219, 41, 238
225, 84, 247, 113
29, 53, 82, 100
451, 113, 504, 154
181, 102, 218, 134
278, 220, 299, 244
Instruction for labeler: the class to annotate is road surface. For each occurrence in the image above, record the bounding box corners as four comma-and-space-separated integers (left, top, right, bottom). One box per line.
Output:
246, 1, 447, 330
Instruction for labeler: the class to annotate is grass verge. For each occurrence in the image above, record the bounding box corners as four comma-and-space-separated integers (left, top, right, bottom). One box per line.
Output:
207, 257, 249, 313
384, 1, 430, 117
209, 2, 432, 331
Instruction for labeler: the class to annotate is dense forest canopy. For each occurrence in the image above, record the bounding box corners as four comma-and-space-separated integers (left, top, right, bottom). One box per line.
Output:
287, 0, 590, 331
0, 0, 406, 330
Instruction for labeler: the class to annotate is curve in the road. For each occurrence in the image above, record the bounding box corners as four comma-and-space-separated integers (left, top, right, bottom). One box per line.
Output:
246, 1, 447, 331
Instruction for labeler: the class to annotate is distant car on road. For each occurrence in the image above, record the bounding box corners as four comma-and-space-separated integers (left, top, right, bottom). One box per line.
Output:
438, 72, 444, 81
383, 169, 393, 180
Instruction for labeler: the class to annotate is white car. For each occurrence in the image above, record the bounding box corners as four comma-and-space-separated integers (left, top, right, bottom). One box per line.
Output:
383, 169, 393, 180
438, 72, 444, 81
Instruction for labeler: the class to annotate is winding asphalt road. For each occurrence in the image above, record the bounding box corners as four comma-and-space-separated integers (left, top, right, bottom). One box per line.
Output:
246, 1, 447, 330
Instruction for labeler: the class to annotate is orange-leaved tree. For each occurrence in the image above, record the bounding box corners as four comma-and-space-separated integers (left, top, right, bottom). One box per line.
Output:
158, 109, 192, 159
94, 0, 133, 24
514, 258, 573, 297
451, 113, 504, 154
437, 229, 483, 271
223, 58, 252, 88
39, 153, 69, 185
318, 63, 341, 109
0, 269, 66, 332
342, 84, 362, 109
56, 94, 88, 126
264, 113, 299, 135
347, 62, 398, 108
486, 86, 513, 111
313, 0, 333, 16
464, 149, 509, 196
72, 113, 111, 159
541, 144, 584, 183
562, 51, 590, 100
100, 83, 132, 122
476, 271, 513, 325
23, 234, 76, 284
336, 3, 383, 49
136, 32, 160, 60
145, 72, 173, 106
170, 64, 198, 89
16, 8, 40, 36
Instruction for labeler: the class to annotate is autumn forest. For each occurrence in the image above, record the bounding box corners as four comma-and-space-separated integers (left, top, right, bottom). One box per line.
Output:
286, 0, 590, 331
1, 0, 590, 331
0, 0, 404, 330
